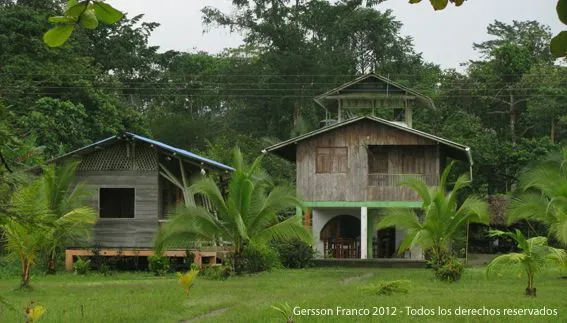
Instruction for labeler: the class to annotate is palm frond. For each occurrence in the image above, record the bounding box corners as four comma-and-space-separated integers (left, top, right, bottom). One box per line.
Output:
399, 177, 432, 206
254, 215, 311, 244
376, 208, 421, 231
507, 193, 550, 225
486, 253, 525, 277
248, 185, 300, 235
155, 205, 223, 251
191, 178, 229, 219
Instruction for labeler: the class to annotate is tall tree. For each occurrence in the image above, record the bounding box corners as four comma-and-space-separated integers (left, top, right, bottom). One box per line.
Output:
468, 21, 553, 143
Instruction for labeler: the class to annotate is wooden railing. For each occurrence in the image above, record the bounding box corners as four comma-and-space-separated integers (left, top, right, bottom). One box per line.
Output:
323, 238, 360, 259
367, 173, 438, 187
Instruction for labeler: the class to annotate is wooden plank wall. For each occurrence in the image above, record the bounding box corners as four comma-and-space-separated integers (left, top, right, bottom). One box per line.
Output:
296, 119, 439, 202
75, 170, 159, 248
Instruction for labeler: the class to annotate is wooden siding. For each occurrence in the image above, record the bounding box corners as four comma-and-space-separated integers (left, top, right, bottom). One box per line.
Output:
76, 170, 159, 247
296, 119, 439, 202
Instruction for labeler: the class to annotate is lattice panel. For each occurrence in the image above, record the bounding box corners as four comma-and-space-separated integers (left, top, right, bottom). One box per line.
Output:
78, 141, 158, 171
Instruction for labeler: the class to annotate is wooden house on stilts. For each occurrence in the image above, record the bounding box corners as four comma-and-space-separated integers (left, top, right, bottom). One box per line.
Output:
43, 133, 233, 270
264, 74, 472, 262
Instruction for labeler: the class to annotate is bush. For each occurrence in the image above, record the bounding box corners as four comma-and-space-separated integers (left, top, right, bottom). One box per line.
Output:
362, 280, 411, 296
272, 239, 315, 269
434, 257, 464, 282
199, 264, 232, 280
241, 242, 281, 273
73, 257, 90, 275
148, 255, 170, 276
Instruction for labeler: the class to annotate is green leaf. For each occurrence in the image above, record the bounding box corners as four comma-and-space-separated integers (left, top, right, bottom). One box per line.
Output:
94, 2, 124, 25
66, 0, 78, 11
558, 0, 567, 25
66, 2, 87, 18
409, 0, 422, 3
551, 31, 567, 58
451, 0, 464, 6
48, 16, 76, 24
80, 8, 99, 29
43, 25, 75, 47
430, 0, 448, 10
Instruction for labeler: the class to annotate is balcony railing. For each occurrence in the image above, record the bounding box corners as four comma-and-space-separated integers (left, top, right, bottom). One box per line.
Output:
367, 173, 438, 187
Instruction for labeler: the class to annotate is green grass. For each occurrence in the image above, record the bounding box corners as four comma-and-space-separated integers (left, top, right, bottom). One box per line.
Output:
1, 267, 566, 322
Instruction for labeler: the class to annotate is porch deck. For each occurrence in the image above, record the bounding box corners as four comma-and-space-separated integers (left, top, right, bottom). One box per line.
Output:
64, 247, 232, 271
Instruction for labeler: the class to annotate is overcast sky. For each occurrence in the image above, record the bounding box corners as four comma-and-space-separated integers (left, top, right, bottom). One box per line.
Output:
117, 0, 563, 70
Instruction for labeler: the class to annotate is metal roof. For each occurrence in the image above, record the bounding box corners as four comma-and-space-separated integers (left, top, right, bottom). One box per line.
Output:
44, 132, 234, 172
263, 116, 472, 165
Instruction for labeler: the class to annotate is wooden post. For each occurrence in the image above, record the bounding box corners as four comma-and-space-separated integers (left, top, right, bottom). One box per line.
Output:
65, 249, 74, 272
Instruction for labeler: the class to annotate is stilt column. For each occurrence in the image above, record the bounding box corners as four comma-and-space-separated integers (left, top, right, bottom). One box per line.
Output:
361, 207, 368, 259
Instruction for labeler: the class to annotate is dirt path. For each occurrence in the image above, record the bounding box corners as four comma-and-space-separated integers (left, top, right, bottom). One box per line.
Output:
342, 272, 374, 284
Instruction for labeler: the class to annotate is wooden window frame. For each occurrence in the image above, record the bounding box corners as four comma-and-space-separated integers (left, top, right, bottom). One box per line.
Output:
316, 147, 348, 174
368, 146, 389, 174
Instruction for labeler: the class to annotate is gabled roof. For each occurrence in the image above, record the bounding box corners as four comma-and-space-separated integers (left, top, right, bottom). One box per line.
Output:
263, 116, 472, 164
314, 73, 435, 110
44, 133, 234, 172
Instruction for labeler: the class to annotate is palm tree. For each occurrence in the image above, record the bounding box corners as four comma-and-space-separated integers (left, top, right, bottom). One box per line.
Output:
2, 181, 47, 288
39, 161, 97, 273
508, 147, 567, 244
376, 162, 489, 264
1, 161, 96, 286
486, 229, 566, 296
155, 148, 310, 273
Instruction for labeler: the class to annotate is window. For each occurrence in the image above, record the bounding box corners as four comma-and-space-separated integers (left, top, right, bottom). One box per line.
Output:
99, 188, 135, 218
368, 146, 389, 174
316, 147, 348, 173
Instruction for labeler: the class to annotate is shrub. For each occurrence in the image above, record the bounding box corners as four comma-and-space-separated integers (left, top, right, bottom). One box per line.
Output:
241, 242, 281, 273
435, 257, 464, 282
199, 264, 232, 280
73, 257, 90, 275
272, 239, 315, 269
176, 268, 199, 296
362, 280, 411, 296
148, 255, 170, 276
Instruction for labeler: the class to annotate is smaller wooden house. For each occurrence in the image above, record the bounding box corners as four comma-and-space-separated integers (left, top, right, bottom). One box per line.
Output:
265, 74, 472, 261
44, 133, 233, 269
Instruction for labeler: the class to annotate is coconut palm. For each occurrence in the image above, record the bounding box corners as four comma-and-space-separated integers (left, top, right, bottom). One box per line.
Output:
486, 229, 566, 296
1, 161, 96, 286
376, 162, 489, 263
155, 148, 310, 273
508, 147, 567, 244
39, 161, 97, 273
2, 181, 48, 288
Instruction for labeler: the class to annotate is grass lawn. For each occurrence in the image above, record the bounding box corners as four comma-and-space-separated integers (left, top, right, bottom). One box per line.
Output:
1, 266, 566, 322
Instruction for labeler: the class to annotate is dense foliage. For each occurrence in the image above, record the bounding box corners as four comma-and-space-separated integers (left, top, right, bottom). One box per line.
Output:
1, 2, 566, 275
241, 242, 281, 273
1, 1, 563, 196
272, 239, 315, 269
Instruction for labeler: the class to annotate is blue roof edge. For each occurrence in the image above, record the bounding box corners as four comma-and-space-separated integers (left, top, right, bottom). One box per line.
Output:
42, 133, 234, 172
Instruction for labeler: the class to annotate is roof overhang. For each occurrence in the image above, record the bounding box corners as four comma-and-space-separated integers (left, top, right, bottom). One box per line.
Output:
263, 116, 472, 166
314, 73, 436, 112
36, 133, 234, 172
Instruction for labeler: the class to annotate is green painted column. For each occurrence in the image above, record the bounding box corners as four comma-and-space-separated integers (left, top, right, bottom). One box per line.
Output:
367, 213, 374, 259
